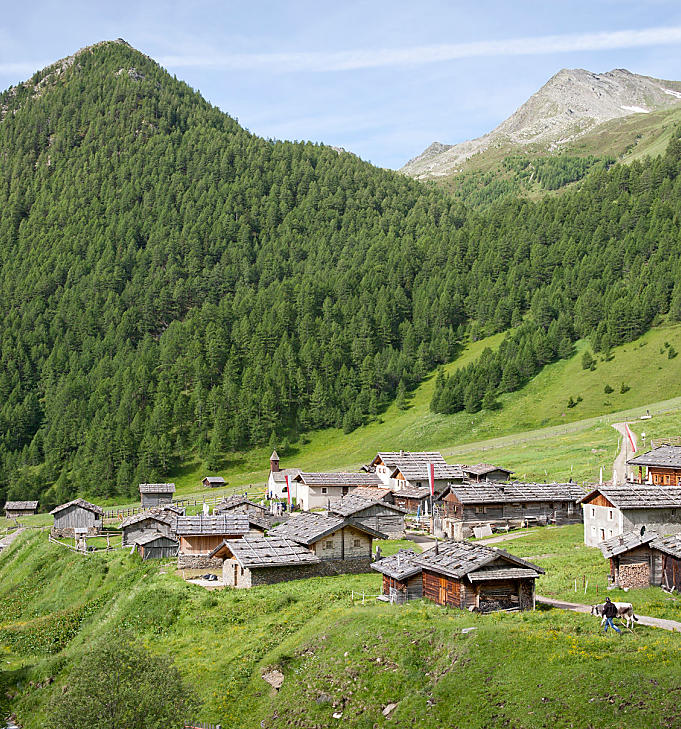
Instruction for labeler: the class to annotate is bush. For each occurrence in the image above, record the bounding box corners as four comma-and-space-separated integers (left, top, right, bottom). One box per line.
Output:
604, 384, 613, 394
620, 383, 631, 394
668, 346, 678, 360
581, 350, 595, 370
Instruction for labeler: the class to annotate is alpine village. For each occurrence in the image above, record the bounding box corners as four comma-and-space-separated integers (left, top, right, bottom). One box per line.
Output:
4, 27, 681, 729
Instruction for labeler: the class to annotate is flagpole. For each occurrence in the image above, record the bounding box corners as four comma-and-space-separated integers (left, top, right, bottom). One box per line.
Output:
429, 462, 435, 536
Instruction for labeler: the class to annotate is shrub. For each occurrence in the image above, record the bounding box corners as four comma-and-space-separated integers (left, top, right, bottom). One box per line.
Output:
604, 384, 613, 394
620, 383, 631, 394
668, 346, 678, 360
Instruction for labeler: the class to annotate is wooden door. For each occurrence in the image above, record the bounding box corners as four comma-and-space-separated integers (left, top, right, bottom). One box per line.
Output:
233, 563, 238, 586
438, 577, 447, 605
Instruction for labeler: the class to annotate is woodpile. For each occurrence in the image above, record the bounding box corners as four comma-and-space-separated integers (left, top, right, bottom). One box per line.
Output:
619, 562, 650, 589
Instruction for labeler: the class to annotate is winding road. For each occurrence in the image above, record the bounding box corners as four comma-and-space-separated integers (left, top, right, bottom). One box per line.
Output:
612, 422, 637, 484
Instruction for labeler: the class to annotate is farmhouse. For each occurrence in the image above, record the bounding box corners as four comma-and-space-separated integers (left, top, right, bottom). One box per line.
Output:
581, 484, 681, 547
371, 549, 423, 602
50, 499, 103, 538
134, 532, 179, 560
175, 514, 250, 569
415, 541, 544, 612
214, 495, 268, 523
370, 451, 465, 495
328, 492, 406, 538
627, 445, 681, 485
267, 450, 302, 501
598, 530, 681, 591
121, 509, 177, 546
139, 482, 176, 508
439, 482, 584, 540
293, 472, 384, 511
202, 476, 226, 489
209, 536, 322, 588
461, 464, 513, 483
268, 512, 386, 574
4, 501, 38, 519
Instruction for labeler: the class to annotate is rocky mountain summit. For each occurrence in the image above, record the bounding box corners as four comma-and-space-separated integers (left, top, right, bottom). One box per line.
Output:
402, 68, 681, 179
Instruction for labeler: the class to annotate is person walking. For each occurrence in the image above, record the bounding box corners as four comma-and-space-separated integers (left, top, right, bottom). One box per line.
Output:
602, 597, 621, 635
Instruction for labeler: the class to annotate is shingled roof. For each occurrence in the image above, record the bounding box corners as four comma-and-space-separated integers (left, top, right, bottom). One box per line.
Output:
134, 532, 178, 546
442, 481, 584, 504
202, 476, 226, 485
414, 541, 544, 581
138, 483, 176, 494
598, 529, 658, 558
328, 493, 407, 518
268, 512, 387, 545
627, 445, 681, 469
270, 468, 302, 483
175, 514, 249, 536
463, 464, 513, 477
372, 452, 465, 481
650, 533, 681, 560
120, 509, 176, 529
581, 485, 681, 509
209, 536, 321, 568
4, 501, 38, 510
215, 495, 265, 512
294, 472, 384, 487
371, 549, 422, 581
393, 486, 430, 499
50, 498, 103, 516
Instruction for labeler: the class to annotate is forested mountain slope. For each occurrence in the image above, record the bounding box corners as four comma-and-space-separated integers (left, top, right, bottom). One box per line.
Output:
1, 40, 681, 507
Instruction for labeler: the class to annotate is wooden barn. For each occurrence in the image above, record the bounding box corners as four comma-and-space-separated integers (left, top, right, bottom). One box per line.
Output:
627, 445, 681, 485
599, 530, 681, 590
209, 536, 321, 588
50, 499, 103, 538
4, 501, 38, 519
461, 464, 513, 483
372, 549, 423, 602
215, 495, 268, 523
268, 512, 386, 574
293, 472, 384, 511
202, 476, 226, 489
175, 514, 249, 569
139, 483, 176, 508
439, 482, 584, 540
134, 532, 179, 560
391, 486, 430, 514
328, 492, 406, 538
415, 541, 544, 612
121, 509, 177, 546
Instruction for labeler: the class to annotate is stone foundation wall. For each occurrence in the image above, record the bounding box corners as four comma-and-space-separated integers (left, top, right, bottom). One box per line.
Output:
50, 527, 101, 539
177, 554, 223, 570
315, 558, 374, 576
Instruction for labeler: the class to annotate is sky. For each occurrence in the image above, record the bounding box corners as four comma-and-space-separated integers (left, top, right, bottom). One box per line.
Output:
2, 1, 681, 169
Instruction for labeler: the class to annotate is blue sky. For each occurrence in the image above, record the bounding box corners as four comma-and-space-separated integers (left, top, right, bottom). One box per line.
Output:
2, 1, 681, 168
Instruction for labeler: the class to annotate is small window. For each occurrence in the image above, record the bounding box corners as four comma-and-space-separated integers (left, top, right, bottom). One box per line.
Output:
321, 487, 327, 494
475, 506, 486, 514
416, 481, 422, 488
325, 539, 334, 550
591, 507, 595, 518
240, 567, 244, 576
353, 538, 361, 547
608, 510, 613, 520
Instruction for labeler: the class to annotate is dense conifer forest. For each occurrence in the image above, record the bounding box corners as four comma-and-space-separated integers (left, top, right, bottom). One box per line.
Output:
1, 40, 680, 506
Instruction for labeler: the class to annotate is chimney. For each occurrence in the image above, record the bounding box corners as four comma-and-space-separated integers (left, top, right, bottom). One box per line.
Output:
270, 450, 280, 473
399, 449, 405, 457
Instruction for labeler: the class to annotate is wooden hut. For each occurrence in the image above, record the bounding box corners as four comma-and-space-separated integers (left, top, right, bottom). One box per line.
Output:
214, 495, 268, 523
439, 482, 584, 540
121, 509, 177, 546
135, 532, 179, 560
202, 476, 226, 489
175, 514, 249, 569
328, 492, 407, 538
268, 512, 386, 574
391, 486, 430, 514
50, 499, 103, 538
372, 549, 423, 602
209, 536, 321, 588
414, 541, 544, 612
461, 464, 513, 483
139, 483, 176, 508
3, 501, 38, 519
627, 445, 681, 485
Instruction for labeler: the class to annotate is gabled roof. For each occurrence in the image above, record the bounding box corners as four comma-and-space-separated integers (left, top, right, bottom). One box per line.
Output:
4, 501, 38, 510
650, 533, 681, 560
371, 549, 422, 581
599, 529, 658, 559
442, 482, 584, 504
268, 512, 387, 545
328, 493, 407, 518
270, 468, 302, 483
202, 476, 226, 484
50, 498, 103, 516
372, 452, 464, 481
215, 495, 265, 512
463, 464, 513, 477
350, 486, 393, 501
581, 485, 681, 509
414, 541, 544, 580
393, 486, 431, 499
627, 445, 681, 469
134, 531, 178, 546
139, 483, 176, 494
120, 509, 176, 529
293, 472, 384, 487
209, 536, 321, 568
175, 514, 249, 536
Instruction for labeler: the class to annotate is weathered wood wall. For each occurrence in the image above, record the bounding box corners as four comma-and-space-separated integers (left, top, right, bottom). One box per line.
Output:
141, 492, 173, 508
123, 518, 175, 546
138, 536, 178, 560
310, 526, 372, 561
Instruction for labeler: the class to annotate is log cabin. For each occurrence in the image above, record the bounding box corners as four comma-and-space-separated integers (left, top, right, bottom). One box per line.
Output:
50, 499, 103, 538
134, 532, 179, 560
580, 484, 681, 547
139, 483, 176, 508
371, 549, 423, 602
202, 476, 226, 489
209, 536, 322, 588
415, 541, 544, 612
3, 501, 38, 519
461, 464, 513, 483
598, 530, 681, 591
391, 486, 431, 514
214, 495, 268, 524
268, 512, 386, 574
121, 509, 177, 546
439, 482, 584, 539
328, 492, 407, 538
293, 472, 384, 511
175, 514, 249, 569
627, 445, 681, 485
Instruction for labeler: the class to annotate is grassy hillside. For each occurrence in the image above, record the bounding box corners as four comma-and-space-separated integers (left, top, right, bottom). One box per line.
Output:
2, 527, 681, 728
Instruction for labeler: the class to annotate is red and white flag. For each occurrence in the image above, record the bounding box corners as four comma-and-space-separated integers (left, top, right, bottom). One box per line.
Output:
428, 462, 435, 497
625, 424, 636, 452
285, 473, 291, 508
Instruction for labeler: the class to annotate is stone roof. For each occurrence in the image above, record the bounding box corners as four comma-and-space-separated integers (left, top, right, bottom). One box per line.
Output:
294, 472, 384, 487
651, 533, 681, 560
350, 487, 393, 502
50, 498, 104, 516
599, 529, 658, 559
134, 531, 178, 546
463, 464, 513, 477
443, 481, 584, 504
581, 485, 681, 509
393, 486, 431, 499
210, 536, 321, 569
414, 541, 544, 580
268, 512, 387, 545
175, 514, 249, 536
371, 549, 422, 581
372, 452, 465, 481
627, 445, 681, 469
120, 509, 176, 529
270, 468, 302, 483
328, 493, 407, 518
138, 483, 176, 494
4, 501, 38, 510
215, 495, 265, 512
202, 476, 226, 484
467, 567, 541, 581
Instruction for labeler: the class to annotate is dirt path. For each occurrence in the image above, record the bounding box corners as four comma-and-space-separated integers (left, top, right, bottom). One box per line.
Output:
475, 529, 539, 545
0, 527, 25, 553
537, 596, 681, 632
612, 422, 637, 484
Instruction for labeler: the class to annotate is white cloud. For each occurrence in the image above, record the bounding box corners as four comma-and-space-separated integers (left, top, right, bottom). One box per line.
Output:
157, 25, 681, 73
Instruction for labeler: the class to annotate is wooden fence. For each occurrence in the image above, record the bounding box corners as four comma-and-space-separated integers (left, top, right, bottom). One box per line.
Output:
48, 534, 128, 554
184, 723, 222, 729
103, 489, 259, 520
